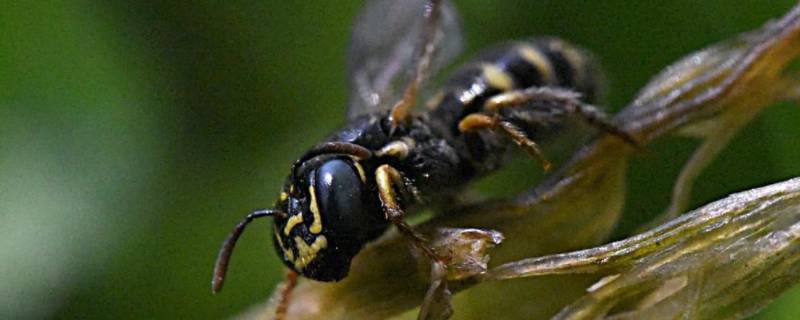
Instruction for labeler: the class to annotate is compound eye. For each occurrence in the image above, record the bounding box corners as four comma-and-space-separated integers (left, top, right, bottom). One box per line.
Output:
313, 159, 364, 236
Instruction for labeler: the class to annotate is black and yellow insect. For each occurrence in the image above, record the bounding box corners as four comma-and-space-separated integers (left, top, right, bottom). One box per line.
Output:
212, 0, 632, 305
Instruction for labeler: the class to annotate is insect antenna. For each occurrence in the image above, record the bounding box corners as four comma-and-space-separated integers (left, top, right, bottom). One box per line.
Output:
212, 209, 286, 293
389, 0, 444, 127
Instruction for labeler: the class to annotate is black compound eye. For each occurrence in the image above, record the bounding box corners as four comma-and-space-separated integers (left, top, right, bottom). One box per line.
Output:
313, 159, 365, 237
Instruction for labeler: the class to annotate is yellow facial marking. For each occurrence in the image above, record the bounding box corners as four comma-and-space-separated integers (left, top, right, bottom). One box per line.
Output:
274, 225, 294, 261
481, 64, 514, 91
293, 235, 328, 270
279, 191, 288, 202
283, 213, 303, 235
274, 225, 283, 246
283, 246, 294, 261
518, 45, 556, 83
308, 186, 323, 234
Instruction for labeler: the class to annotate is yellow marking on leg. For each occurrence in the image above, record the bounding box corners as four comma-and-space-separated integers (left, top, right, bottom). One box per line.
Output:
375, 165, 404, 220
376, 140, 411, 159
518, 44, 556, 83
293, 235, 328, 270
481, 64, 515, 91
458, 113, 496, 133
283, 214, 303, 235
485, 91, 530, 113
457, 114, 553, 171
308, 186, 323, 234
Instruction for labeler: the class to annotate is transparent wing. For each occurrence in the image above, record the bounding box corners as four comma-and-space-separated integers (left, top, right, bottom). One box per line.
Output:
346, 0, 463, 119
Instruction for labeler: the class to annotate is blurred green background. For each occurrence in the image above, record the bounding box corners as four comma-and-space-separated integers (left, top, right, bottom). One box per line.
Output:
2, 0, 800, 319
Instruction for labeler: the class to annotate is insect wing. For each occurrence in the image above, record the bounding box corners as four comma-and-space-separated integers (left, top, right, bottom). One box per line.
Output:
346, 0, 463, 119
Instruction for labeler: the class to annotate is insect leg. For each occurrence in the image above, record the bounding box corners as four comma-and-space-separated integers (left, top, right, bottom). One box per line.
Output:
458, 113, 553, 171
390, 0, 444, 127
273, 270, 298, 320
486, 87, 638, 146
375, 164, 451, 317
375, 164, 436, 255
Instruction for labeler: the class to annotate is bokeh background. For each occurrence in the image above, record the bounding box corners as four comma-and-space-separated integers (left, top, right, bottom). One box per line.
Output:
3, 0, 800, 319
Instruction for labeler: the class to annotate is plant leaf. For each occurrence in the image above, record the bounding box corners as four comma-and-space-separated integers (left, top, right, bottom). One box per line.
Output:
482, 177, 800, 320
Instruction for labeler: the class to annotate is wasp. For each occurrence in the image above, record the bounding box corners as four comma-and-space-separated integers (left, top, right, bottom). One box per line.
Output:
211, 0, 634, 315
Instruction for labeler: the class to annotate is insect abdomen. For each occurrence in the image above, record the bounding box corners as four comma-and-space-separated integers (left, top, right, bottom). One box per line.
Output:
428, 38, 604, 128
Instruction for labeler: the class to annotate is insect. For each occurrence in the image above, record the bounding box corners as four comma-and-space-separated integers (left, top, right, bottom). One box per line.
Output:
211, 0, 634, 315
